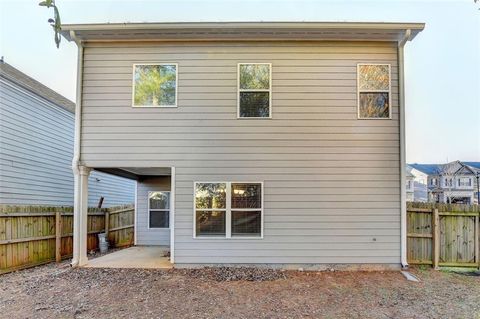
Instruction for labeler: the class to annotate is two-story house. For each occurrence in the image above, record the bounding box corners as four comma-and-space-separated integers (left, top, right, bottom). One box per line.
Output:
60, 22, 424, 269
409, 161, 477, 204
465, 162, 480, 204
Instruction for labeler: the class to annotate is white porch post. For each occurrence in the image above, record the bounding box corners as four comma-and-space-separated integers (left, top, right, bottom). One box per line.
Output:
72, 165, 91, 267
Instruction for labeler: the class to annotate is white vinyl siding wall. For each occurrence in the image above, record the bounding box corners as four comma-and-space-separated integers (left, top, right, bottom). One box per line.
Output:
0, 79, 135, 207
80, 41, 400, 265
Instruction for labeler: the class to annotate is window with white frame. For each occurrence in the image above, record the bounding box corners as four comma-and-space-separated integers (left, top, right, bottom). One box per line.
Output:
357, 64, 391, 119
148, 191, 170, 228
238, 63, 271, 118
194, 182, 263, 238
133, 64, 178, 107
458, 177, 472, 187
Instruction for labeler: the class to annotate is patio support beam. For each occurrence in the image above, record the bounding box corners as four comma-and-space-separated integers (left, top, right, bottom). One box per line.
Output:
72, 166, 91, 267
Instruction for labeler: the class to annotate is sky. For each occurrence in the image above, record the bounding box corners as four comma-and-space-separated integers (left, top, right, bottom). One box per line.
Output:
0, 0, 479, 163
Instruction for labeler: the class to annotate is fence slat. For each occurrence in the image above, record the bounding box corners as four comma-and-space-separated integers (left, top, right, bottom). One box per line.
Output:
0, 205, 134, 274
408, 202, 480, 268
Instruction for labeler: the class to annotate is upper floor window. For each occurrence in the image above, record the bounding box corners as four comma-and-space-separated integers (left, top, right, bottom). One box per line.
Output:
133, 64, 178, 107
238, 63, 271, 118
458, 177, 472, 187
357, 64, 391, 119
430, 178, 437, 186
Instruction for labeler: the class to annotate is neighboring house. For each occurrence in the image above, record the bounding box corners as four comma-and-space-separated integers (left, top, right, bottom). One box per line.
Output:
409, 161, 477, 204
405, 169, 415, 202
406, 164, 428, 202
0, 60, 135, 207
60, 21, 424, 268
464, 162, 480, 204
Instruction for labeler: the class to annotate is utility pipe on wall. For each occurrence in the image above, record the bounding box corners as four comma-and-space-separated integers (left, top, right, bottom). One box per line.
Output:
398, 29, 411, 269
70, 31, 84, 267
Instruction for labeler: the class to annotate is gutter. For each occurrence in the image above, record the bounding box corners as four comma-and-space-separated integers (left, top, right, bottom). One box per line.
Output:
70, 30, 84, 267
398, 29, 412, 269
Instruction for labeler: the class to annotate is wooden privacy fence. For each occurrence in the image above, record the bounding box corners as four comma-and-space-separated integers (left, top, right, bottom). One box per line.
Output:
0, 205, 134, 274
407, 203, 480, 268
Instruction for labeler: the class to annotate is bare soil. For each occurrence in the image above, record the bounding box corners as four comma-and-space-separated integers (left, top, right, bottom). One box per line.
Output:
0, 261, 479, 319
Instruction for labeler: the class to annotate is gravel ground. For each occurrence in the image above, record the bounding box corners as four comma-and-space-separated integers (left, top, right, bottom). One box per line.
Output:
0, 261, 479, 319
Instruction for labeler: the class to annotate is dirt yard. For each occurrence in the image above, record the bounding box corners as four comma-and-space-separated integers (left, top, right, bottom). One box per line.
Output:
1, 262, 479, 319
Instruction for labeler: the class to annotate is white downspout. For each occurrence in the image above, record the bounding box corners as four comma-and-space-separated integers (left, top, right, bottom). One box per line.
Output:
399, 29, 411, 269
71, 31, 84, 267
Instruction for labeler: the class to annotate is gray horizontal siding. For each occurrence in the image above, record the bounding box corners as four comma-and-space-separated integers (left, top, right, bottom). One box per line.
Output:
0, 79, 135, 207
136, 177, 170, 245
80, 41, 401, 264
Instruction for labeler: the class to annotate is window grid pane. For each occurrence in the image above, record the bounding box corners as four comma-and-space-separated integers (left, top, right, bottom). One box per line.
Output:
231, 210, 261, 237
359, 92, 389, 118
239, 92, 270, 118
195, 210, 226, 236
358, 64, 390, 91
231, 183, 262, 209
149, 191, 170, 210
239, 64, 270, 90
149, 210, 169, 228
195, 183, 227, 209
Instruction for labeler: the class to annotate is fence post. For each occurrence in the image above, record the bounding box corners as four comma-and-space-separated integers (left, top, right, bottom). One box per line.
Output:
432, 208, 440, 270
55, 211, 62, 262
104, 211, 110, 240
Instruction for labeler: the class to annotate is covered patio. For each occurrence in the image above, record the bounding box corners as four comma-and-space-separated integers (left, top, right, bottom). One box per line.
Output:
86, 246, 172, 269
72, 166, 175, 268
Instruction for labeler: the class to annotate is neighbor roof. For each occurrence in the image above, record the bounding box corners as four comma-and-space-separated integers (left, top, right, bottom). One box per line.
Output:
464, 162, 480, 170
60, 22, 424, 42
409, 161, 478, 176
409, 164, 441, 175
0, 60, 75, 113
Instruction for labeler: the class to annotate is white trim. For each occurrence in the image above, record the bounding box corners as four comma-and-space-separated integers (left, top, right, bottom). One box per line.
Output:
398, 44, 407, 268
193, 181, 264, 239
237, 63, 272, 119
147, 191, 171, 229
134, 180, 138, 245
356, 63, 392, 120
170, 167, 175, 263
131, 63, 178, 108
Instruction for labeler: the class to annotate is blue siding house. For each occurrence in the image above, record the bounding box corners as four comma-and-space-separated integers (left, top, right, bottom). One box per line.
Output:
0, 59, 135, 207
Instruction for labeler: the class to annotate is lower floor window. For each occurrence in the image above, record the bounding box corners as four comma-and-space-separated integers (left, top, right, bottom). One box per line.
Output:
194, 182, 263, 238
149, 191, 170, 228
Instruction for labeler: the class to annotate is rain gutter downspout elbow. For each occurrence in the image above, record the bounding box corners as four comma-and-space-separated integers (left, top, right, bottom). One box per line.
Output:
398, 29, 412, 269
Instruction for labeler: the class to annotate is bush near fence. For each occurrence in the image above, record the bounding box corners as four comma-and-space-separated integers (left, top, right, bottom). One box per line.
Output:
407, 202, 480, 268
0, 205, 134, 274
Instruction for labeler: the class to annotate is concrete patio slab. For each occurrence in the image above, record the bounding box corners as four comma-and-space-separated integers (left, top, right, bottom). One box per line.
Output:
85, 246, 172, 269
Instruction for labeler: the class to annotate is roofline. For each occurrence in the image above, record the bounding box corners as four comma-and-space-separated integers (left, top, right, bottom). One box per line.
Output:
60, 21, 425, 42
0, 62, 75, 113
